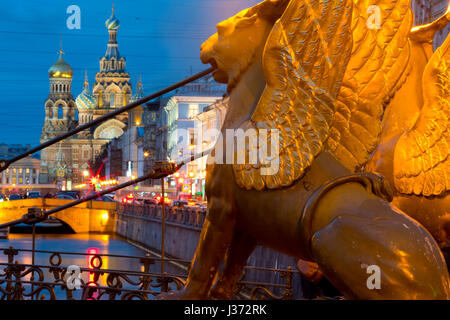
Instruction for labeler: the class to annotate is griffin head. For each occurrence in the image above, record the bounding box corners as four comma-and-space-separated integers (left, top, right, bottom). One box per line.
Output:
200, 0, 289, 92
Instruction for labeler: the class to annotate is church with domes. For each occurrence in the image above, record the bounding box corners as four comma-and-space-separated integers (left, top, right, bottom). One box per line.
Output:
39, 8, 141, 188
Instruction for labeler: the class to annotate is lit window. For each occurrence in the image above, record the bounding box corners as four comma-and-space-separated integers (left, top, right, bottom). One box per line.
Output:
188, 104, 199, 118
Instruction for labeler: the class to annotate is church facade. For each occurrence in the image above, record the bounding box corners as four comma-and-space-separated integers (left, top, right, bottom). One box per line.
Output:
39, 9, 136, 189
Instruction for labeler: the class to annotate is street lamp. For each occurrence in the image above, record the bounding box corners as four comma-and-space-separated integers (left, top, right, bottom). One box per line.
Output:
83, 170, 89, 177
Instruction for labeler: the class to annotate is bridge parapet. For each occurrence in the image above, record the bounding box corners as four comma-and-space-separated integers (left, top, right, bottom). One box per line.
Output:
0, 199, 117, 233
117, 203, 206, 229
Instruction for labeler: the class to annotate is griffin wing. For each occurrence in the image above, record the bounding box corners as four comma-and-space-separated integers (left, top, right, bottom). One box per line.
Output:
327, 0, 413, 172
233, 0, 354, 190
394, 34, 450, 197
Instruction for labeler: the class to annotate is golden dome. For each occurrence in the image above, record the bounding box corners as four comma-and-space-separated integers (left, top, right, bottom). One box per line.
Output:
48, 53, 73, 78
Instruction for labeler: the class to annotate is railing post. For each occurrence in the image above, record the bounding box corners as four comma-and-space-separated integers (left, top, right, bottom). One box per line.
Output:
3, 246, 18, 296
161, 177, 165, 274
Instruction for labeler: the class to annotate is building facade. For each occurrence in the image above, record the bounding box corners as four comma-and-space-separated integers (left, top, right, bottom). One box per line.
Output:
92, 76, 227, 200
0, 156, 52, 196
190, 96, 229, 198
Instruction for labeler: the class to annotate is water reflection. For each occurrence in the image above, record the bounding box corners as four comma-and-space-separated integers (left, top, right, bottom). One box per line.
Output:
0, 233, 187, 299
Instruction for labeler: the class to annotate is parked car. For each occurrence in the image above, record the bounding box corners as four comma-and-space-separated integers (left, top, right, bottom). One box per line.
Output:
192, 202, 208, 210
0, 194, 7, 202
83, 192, 113, 202
142, 199, 157, 205
99, 195, 114, 202
122, 194, 136, 204
8, 194, 22, 201
55, 194, 76, 200
105, 193, 116, 200
26, 191, 41, 199
172, 200, 188, 208
57, 191, 81, 200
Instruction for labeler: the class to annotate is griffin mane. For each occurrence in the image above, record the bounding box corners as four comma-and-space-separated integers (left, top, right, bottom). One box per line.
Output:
225, 0, 290, 93
245, 0, 290, 22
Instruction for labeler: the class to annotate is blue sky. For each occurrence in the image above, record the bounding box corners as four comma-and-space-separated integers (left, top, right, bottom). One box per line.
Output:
0, 0, 259, 145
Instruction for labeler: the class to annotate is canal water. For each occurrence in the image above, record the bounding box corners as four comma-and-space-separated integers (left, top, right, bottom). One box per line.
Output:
0, 233, 187, 299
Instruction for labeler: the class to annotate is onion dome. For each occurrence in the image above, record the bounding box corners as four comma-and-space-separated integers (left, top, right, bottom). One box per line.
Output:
105, 11, 120, 30
48, 52, 73, 78
76, 72, 96, 110
76, 88, 96, 110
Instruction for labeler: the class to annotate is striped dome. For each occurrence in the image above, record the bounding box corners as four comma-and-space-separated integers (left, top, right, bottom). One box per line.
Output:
76, 88, 96, 110
105, 12, 120, 30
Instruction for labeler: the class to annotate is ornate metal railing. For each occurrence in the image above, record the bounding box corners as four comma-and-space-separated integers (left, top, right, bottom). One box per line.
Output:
0, 246, 298, 300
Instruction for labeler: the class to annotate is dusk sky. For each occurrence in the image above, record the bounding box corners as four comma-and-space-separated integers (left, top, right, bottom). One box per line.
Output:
0, 0, 260, 146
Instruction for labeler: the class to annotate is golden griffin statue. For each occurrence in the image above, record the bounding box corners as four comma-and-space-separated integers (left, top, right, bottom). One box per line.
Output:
159, 0, 450, 299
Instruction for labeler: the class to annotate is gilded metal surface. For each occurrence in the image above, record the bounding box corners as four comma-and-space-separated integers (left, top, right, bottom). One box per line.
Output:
393, 26, 450, 197
365, 7, 450, 248
160, 0, 450, 300
234, 0, 353, 190
330, 0, 412, 172
230, 0, 413, 191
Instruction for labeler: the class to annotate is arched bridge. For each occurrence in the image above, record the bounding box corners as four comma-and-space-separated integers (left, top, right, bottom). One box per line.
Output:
0, 199, 116, 233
